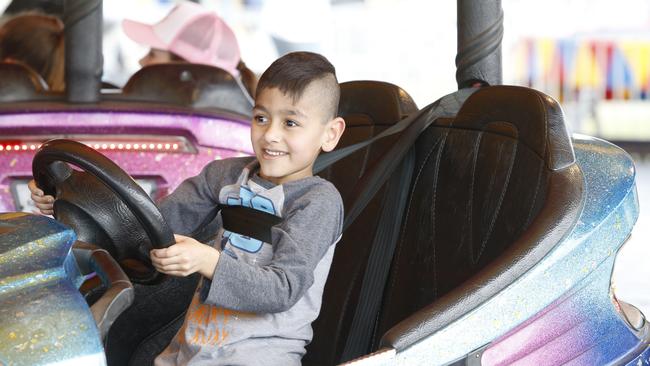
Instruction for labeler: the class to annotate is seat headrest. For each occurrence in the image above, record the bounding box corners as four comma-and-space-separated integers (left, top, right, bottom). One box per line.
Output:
450, 85, 575, 170
122, 63, 253, 117
338, 81, 418, 125
0, 62, 48, 101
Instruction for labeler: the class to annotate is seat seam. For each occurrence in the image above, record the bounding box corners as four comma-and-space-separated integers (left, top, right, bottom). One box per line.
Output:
535, 92, 549, 166
476, 139, 518, 262
429, 133, 448, 300
525, 158, 545, 227
459, 130, 482, 264
385, 130, 448, 307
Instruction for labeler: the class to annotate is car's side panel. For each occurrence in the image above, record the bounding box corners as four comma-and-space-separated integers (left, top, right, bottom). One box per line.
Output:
481, 255, 647, 365
0, 214, 104, 366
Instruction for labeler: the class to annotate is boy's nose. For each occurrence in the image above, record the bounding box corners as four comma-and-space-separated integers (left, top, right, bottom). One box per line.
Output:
263, 122, 282, 143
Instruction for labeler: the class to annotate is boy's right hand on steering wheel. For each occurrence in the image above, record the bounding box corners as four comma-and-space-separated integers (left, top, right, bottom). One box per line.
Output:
28, 179, 55, 215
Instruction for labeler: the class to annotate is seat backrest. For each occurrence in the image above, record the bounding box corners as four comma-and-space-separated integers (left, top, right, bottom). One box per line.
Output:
305, 81, 417, 366
120, 63, 253, 117
317, 80, 418, 202
0, 62, 49, 101
374, 86, 583, 351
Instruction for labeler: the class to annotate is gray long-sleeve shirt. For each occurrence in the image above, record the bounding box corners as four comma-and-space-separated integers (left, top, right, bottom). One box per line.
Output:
155, 157, 343, 366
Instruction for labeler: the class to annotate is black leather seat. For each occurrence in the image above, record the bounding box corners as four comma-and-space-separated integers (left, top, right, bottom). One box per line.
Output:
307, 80, 418, 365
308, 85, 584, 364
119, 63, 253, 117
0, 62, 49, 101
375, 85, 583, 354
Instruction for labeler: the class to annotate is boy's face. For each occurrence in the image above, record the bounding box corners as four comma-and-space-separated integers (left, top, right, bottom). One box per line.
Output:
251, 83, 345, 185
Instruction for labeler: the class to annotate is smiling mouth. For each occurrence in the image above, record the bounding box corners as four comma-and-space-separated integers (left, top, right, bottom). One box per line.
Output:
263, 148, 287, 157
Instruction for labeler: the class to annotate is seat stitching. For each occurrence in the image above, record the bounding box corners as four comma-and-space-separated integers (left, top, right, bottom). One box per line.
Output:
466, 131, 483, 264
525, 159, 545, 227
476, 139, 518, 262
523, 90, 549, 230
385, 138, 435, 298
385, 130, 448, 306
429, 124, 546, 162
428, 132, 448, 300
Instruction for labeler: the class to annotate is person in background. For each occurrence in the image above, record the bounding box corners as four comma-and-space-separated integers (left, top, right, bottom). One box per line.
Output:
122, 1, 258, 97
0, 13, 65, 92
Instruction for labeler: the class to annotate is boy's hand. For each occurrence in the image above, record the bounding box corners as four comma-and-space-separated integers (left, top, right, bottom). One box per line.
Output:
150, 234, 220, 279
28, 179, 55, 215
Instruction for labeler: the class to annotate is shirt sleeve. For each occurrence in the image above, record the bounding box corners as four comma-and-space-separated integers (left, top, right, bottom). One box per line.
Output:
202, 182, 344, 313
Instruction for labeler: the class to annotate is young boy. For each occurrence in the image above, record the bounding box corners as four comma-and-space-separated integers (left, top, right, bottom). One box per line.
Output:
29, 51, 346, 365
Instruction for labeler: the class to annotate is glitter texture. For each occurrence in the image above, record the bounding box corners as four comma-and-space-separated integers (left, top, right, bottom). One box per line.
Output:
0, 110, 253, 211
0, 213, 104, 365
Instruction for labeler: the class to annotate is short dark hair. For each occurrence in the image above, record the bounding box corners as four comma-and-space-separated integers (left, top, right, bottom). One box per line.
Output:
256, 52, 340, 119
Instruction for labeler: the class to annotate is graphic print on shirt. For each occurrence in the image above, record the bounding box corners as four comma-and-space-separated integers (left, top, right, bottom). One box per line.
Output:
181, 290, 257, 347
222, 185, 278, 253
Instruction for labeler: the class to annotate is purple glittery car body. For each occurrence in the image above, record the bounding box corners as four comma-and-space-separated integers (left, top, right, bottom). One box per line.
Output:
0, 108, 252, 211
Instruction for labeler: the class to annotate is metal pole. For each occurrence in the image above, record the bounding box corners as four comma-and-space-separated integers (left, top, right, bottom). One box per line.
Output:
456, 0, 503, 89
64, 0, 102, 102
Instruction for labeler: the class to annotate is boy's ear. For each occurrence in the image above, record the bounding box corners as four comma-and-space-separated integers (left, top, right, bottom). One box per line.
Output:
321, 117, 346, 152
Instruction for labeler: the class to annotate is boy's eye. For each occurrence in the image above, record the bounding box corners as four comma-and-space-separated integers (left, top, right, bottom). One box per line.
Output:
285, 120, 299, 127
253, 115, 267, 124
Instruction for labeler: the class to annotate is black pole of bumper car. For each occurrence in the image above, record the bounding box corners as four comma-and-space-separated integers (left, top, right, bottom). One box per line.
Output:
63, 0, 102, 103
456, 0, 503, 88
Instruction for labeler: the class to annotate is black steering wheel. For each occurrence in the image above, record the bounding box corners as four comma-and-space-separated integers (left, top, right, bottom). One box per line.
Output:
33, 139, 174, 284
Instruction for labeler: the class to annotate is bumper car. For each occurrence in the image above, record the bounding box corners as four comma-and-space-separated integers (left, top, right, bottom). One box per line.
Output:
0, 60, 254, 213
0, 0, 647, 365
0, 0, 254, 213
